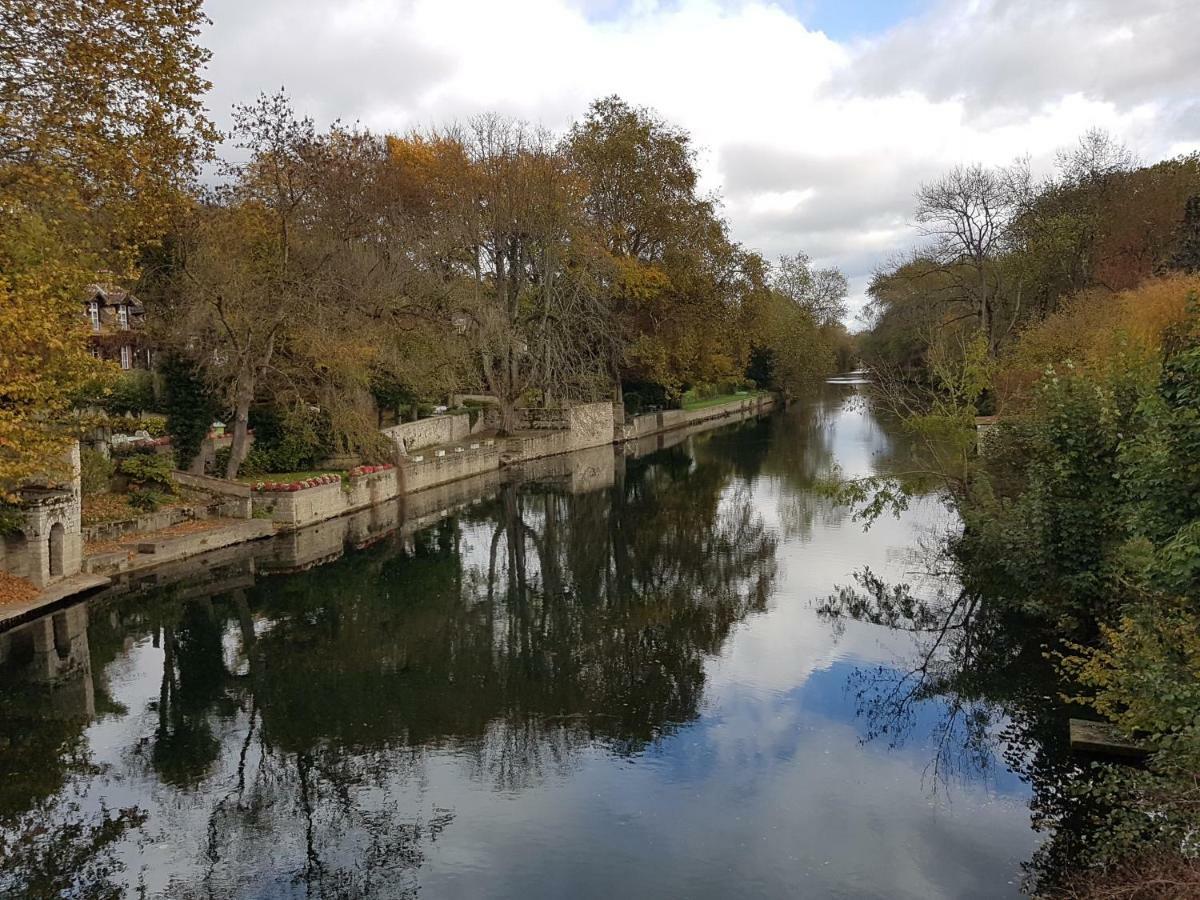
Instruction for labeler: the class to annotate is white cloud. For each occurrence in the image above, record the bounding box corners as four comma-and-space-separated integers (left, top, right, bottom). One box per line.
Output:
201, 0, 1200, 321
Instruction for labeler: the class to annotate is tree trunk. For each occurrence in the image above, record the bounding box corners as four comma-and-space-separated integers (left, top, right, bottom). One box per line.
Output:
225, 372, 254, 480
498, 395, 518, 436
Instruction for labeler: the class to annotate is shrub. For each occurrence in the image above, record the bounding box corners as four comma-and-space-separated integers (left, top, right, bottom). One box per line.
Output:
161, 353, 219, 470
127, 489, 166, 512
104, 370, 157, 415
80, 449, 115, 495
118, 454, 175, 493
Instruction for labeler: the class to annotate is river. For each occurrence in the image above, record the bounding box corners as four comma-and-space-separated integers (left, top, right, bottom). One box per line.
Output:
0, 381, 1052, 898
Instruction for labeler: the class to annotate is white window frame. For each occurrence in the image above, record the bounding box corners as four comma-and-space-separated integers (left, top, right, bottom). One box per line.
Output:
116, 305, 128, 329
88, 301, 100, 332
120, 344, 132, 370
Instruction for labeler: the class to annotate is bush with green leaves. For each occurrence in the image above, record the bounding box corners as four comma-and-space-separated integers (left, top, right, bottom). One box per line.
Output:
103, 370, 157, 415
79, 449, 115, 495
127, 490, 167, 512
117, 454, 175, 494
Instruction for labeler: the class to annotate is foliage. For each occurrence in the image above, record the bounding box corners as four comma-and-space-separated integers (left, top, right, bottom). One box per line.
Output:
101, 371, 157, 416
126, 490, 166, 512
118, 454, 175, 493
159, 352, 218, 471
79, 449, 115, 496
0, 0, 214, 496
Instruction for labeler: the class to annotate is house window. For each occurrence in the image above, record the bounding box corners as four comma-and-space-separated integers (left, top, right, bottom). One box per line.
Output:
120, 345, 132, 370
89, 346, 100, 360
117, 305, 128, 329
88, 301, 100, 332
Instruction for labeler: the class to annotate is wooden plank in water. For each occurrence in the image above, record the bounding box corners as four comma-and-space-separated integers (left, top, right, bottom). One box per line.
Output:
1069, 718, 1148, 758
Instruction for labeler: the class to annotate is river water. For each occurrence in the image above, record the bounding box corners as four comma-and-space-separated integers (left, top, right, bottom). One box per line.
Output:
0, 382, 1047, 898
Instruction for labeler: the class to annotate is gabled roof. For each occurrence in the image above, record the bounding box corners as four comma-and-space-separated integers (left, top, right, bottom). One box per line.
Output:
85, 284, 142, 310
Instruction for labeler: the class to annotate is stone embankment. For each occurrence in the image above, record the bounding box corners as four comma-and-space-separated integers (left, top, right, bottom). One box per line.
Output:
1, 395, 777, 627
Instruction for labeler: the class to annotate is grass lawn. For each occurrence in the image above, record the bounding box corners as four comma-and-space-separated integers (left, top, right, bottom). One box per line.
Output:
680, 390, 768, 411
233, 470, 343, 485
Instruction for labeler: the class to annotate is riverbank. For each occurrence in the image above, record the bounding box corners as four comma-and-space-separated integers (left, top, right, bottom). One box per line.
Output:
0, 380, 1043, 898
1, 394, 777, 630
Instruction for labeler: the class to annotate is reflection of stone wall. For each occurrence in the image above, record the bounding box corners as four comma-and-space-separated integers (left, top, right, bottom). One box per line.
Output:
513, 444, 617, 494
0, 604, 94, 718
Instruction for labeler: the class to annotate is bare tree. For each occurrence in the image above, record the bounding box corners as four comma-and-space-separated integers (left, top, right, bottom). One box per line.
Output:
914, 164, 1016, 354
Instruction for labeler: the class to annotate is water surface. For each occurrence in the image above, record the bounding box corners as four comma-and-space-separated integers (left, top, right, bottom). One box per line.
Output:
0, 383, 1044, 898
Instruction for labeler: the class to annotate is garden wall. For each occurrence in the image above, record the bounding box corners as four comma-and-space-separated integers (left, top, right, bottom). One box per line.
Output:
620, 394, 776, 442
382, 413, 480, 456
81, 500, 241, 545
498, 401, 615, 464
398, 441, 500, 493
253, 469, 400, 530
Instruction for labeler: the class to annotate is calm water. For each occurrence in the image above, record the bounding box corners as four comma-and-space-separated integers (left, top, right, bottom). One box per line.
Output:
0, 383, 1046, 898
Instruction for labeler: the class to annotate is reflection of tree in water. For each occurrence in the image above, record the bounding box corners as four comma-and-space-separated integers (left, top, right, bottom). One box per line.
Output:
0, 616, 147, 898
1, 439, 778, 897
818, 569, 1087, 891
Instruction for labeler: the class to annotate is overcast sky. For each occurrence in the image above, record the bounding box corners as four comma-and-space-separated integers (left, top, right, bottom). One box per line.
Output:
200, 0, 1200, 323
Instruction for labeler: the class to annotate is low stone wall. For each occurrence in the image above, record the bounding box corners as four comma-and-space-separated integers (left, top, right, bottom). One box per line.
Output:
621, 394, 776, 442
398, 440, 500, 493
172, 470, 252, 498
82, 501, 231, 545
500, 401, 615, 464
382, 413, 478, 456
252, 469, 399, 530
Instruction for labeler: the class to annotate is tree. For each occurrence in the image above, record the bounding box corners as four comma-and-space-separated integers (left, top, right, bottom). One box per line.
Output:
0, 0, 214, 493
1163, 194, 1200, 274
565, 96, 746, 400
771, 252, 849, 327
913, 164, 1016, 355
451, 116, 612, 431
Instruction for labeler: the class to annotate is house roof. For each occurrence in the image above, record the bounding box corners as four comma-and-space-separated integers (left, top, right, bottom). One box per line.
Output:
85, 284, 143, 311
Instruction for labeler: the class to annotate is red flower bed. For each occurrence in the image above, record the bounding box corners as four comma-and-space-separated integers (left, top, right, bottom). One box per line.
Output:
253, 474, 342, 492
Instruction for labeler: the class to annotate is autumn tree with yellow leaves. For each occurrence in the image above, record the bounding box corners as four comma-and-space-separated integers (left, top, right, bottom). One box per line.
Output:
0, 0, 214, 493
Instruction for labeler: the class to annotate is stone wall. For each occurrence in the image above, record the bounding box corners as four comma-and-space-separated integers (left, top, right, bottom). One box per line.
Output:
172, 470, 252, 498
252, 469, 400, 530
398, 441, 500, 493
80, 499, 247, 545
498, 401, 615, 464
620, 394, 776, 442
382, 413, 477, 456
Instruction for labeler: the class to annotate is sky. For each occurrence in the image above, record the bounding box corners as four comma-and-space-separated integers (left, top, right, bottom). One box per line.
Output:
200, 0, 1200, 323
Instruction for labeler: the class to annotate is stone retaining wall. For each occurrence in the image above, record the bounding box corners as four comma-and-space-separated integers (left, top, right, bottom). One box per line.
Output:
252, 469, 399, 530
621, 394, 776, 442
499, 401, 615, 464
173, 470, 252, 498
399, 442, 500, 493
382, 413, 479, 456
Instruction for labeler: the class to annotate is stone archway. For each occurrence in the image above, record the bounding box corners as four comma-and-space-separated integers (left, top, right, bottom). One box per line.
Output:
48, 521, 65, 579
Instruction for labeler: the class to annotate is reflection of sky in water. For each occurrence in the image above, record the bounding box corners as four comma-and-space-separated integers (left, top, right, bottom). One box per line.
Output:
1, 383, 1038, 898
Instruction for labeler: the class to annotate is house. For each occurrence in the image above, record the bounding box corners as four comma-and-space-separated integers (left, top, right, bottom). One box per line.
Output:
83, 285, 150, 370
